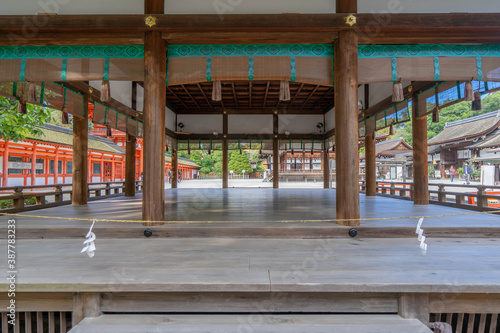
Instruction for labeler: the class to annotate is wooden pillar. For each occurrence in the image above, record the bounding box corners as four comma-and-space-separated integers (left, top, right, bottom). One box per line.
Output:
323, 147, 330, 189
222, 112, 228, 188
2, 141, 8, 187
72, 97, 89, 205
273, 113, 279, 189
31, 144, 37, 186
142, 30, 166, 223
365, 133, 377, 196
144, 0, 164, 14
171, 148, 178, 188
334, 29, 360, 226
125, 135, 136, 197
336, 0, 357, 13
412, 92, 429, 205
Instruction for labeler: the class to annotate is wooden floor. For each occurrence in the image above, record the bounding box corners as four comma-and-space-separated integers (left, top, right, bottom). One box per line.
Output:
1, 189, 499, 239
69, 314, 432, 333
3, 237, 500, 294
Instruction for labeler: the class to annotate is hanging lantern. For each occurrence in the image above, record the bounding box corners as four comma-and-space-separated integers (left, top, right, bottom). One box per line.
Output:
101, 80, 111, 102
464, 81, 474, 101
392, 81, 404, 102
106, 126, 112, 137
432, 107, 440, 123
62, 112, 69, 124
212, 80, 222, 101
471, 92, 482, 111
279, 81, 290, 101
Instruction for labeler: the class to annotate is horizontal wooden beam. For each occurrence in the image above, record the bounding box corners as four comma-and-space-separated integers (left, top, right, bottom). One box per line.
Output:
174, 108, 325, 115
176, 133, 325, 141
1, 13, 500, 45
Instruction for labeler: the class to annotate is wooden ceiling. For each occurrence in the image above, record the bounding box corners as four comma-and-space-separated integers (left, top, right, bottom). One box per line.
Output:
166, 81, 334, 115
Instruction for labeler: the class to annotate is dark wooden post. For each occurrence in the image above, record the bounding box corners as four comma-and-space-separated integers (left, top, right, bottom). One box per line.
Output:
365, 133, 377, 196
125, 135, 136, 197
30, 143, 37, 186
142, 29, 166, 223
412, 92, 429, 205
334, 30, 360, 226
72, 96, 88, 205
171, 148, 178, 188
323, 147, 330, 189
222, 112, 228, 188
336, 0, 357, 13
273, 112, 279, 189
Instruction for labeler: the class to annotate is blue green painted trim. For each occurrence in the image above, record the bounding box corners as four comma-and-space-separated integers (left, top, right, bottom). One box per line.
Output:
19, 58, 26, 82
206, 56, 212, 82
40, 82, 45, 104
61, 58, 67, 82
476, 56, 484, 81
391, 57, 397, 82
291, 56, 296, 82
0, 45, 144, 59
433, 56, 440, 81
103, 58, 110, 81
12, 82, 17, 98
358, 44, 500, 58
248, 56, 254, 80
168, 44, 334, 58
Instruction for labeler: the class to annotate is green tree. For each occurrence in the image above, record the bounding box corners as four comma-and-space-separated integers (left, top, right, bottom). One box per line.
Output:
228, 150, 252, 175
249, 150, 265, 172
0, 96, 54, 142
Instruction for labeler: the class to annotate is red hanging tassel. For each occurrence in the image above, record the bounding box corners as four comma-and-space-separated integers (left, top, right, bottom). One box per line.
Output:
471, 92, 482, 111
464, 81, 474, 101
279, 81, 290, 101
432, 107, 440, 123
28, 83, 37, 103
392, 81, 404, 102
18, 100, 27, 114
101, 80, 111, 102
212, 80, 222, 101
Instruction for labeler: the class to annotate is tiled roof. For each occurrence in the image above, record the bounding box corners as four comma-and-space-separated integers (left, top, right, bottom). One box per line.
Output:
428, 110, 500, 145
360, 137, 412, 159
466, 129, 500, 149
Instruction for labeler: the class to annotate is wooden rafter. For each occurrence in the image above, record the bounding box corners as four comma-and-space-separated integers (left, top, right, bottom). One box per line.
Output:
167, 86, 189, 109
314, 87, 334, 110
249, 82, 252, 109
301, 85, 320, 108
231, 83, 238, 107
263, 82, 270, 108
196, 83, 214, 110
181, 84, 200, 109
290, 83, 305, 105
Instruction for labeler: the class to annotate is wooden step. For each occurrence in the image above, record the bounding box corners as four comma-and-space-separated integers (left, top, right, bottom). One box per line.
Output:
69, 314, 432, 333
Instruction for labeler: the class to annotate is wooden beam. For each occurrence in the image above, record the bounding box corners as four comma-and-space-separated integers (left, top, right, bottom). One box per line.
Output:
263, 82, 270, 108
196, 83, 214, 110
290, 83, 305, 105
174, 107, 325, 115
249, 82, 252, 109
301, 85, 320, 108
222, 113, 228, 189
145, 0, 164, 15
412, 91, 429, 206
142, 30, 166, 224
335, 30, 360, 226
72, 96, 88, 206
365, 133, 376, 196
181, 84, 201, 109
176, 133, 324, 141
398, 293, 429, 326
72, 293, 101, 326
231, 83, 238, 107
125, 135, 136, 197
167, 86, 190, 109
323, 147, 330, 189
337, 0, 357, 14
273, 113, 279, 189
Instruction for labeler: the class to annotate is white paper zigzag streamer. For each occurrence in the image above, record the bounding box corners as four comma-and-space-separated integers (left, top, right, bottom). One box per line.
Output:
81, 221, 96, 258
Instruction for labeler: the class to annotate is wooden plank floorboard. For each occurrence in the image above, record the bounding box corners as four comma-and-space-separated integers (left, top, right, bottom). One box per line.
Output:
69, 314, 432, 333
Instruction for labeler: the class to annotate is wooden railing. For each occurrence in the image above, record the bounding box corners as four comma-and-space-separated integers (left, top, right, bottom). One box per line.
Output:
360, 180, 500, 211
0, 181, 143, 213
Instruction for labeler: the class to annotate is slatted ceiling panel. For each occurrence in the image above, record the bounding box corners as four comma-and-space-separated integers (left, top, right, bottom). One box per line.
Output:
167, 81, 334, 114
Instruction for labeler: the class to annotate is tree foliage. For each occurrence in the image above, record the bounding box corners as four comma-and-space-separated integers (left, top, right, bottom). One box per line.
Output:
391, 92, 500, 146
228, 150, 253, 175
0, 96, 54, 142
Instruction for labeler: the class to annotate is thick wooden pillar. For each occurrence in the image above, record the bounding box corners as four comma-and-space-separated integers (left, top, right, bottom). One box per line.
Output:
365, 134, 377, 196
222, 112, 228, 188
323, 148, 330, 189
72, 97, 89, 205
273, 113, 279, 189
2, 141, 8, 187
171, 148, 178, 188
412, 92, 429, 205
142, 30, 166, 223
144, 0, 164, 14
125, 135, 136, 197
336, 0, 357, 13
334, 30, 360, 226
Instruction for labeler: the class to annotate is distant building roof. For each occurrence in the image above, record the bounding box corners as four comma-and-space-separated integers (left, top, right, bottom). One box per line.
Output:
27, 124, 125, 154
466, 129, 500, 149
165, 154, 201, 169
428, 110, 500, 146
360, 137, 412, 160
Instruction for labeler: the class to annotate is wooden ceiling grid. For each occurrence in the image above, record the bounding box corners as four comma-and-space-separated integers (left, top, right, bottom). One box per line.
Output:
166, 81, 334, 114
